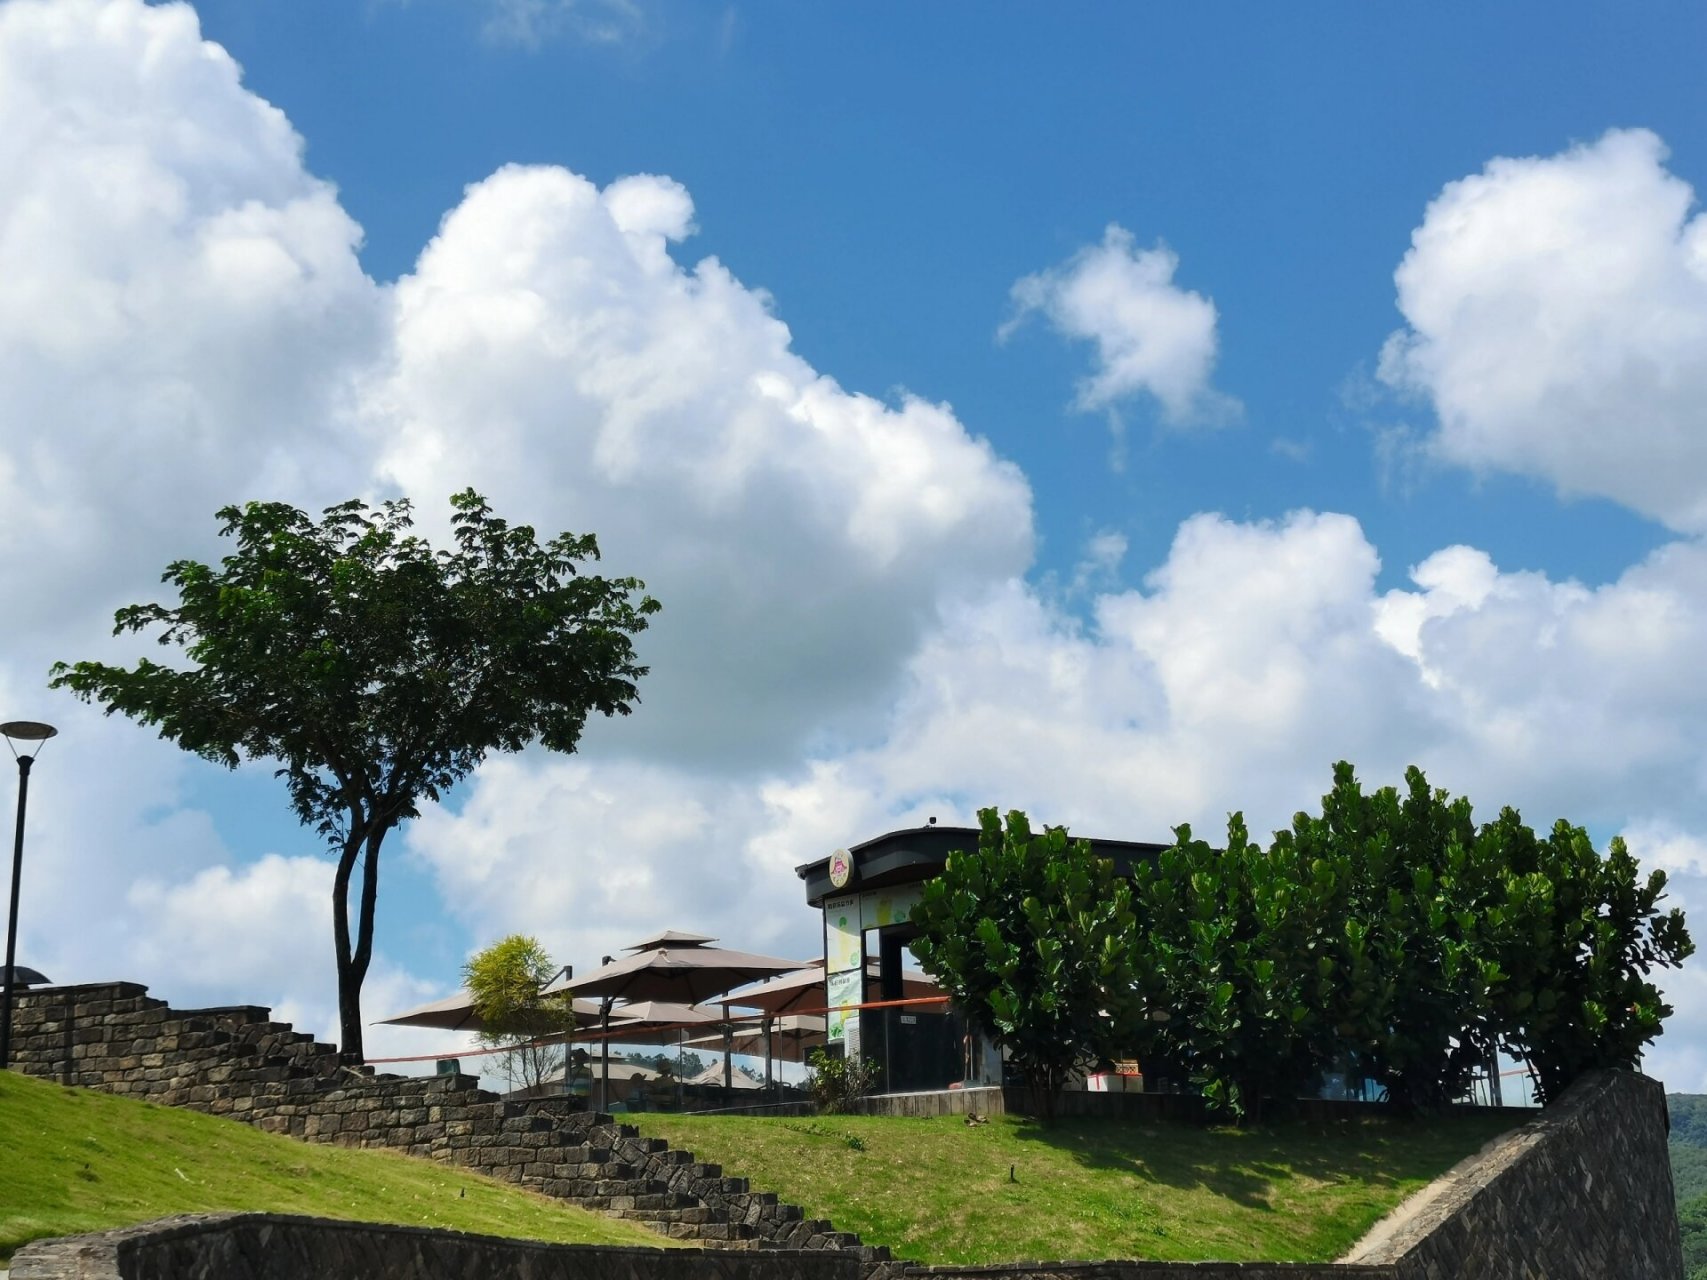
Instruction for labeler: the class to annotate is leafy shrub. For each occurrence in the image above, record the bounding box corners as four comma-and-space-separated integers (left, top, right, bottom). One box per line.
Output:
805, 1047, 881, 1114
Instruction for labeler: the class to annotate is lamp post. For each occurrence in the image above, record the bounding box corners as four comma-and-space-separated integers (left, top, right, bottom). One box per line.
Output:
1, 719, 56, 1071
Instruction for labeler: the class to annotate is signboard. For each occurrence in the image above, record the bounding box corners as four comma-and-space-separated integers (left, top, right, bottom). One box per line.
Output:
859, 884, 922, 930
823, 894, 862, 974
828, 848, 854, 890
825, 967, 863, 1045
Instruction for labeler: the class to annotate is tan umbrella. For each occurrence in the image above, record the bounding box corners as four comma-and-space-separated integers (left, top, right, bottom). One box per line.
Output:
566, 934, 805, 1005
686, 1061, 763, 1090
565, 932, 805, 1108
600, 1000, 721, 1038
377, 988, 604, 1032
685, 1013, 826, 1064
721, 959, 943, 1015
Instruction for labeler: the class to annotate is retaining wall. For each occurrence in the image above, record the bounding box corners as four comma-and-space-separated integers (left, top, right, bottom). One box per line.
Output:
9, 1213, 863, 1280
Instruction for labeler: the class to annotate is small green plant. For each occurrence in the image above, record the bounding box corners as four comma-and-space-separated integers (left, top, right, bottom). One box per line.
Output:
805, 1047, 880, 1114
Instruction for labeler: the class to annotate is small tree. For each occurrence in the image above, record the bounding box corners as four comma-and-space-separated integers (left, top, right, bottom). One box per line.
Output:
464, 934, 575, 1093
51, 491, 659, 1060
909, 807, 1137, 1119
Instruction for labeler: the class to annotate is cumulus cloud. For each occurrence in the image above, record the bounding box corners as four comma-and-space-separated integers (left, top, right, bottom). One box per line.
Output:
1380, 128, 1707, 531
0, 0, 385, 652
1003, 224, 1237, 426
374, 163, 1032, 765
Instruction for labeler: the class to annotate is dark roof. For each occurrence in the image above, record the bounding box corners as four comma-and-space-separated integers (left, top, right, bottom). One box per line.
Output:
796, 823, 1167, 909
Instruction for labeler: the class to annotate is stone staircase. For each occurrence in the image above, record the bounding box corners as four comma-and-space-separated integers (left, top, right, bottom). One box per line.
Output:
9, 982, 891, 1263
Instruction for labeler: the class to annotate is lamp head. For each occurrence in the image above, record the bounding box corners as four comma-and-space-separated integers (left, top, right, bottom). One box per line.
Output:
0, 722, 56, 744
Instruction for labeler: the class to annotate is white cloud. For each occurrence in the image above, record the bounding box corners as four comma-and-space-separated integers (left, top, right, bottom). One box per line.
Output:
1003, 224, 1237, 426
1380, 128, 1707, 531
477, 0, 643, 48
0, 0, 385, 652
374, 163, 1033, 766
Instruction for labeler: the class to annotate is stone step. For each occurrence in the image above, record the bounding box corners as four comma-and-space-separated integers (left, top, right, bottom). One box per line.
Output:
564, 1191, 697, 1212
663, 1221, 755, 1242
615, 1205, 729, 1226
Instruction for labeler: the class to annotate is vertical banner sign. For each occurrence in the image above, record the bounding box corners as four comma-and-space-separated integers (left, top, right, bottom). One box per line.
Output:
823, 894, 862, 974
825, 968, 863, 1047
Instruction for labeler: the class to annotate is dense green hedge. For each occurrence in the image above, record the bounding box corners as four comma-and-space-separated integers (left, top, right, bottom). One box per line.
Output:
913, 762, 1694, 1120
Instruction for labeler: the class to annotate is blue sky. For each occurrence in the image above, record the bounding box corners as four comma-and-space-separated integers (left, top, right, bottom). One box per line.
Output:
191, 0, 1700, 587
7, 0, 1707, 1086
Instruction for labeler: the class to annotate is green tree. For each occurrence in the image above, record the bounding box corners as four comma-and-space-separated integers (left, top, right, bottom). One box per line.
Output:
51, 491, 659, 1061
1270, 764, 1507, 1112
463, 934, 576, 1093
1129, 814, 1334, 1121
1491, 822, 1693, 1103
909, 808, 1137, 1118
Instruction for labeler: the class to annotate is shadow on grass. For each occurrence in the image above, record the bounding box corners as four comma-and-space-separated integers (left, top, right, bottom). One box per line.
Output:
1007, 1112, 1515, 1212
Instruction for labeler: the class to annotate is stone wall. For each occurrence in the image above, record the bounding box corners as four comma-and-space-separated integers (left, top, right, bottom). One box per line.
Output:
1346, 1069, 1682, 1279
9, 1212, 864, 1280
7, 983, 887, 1259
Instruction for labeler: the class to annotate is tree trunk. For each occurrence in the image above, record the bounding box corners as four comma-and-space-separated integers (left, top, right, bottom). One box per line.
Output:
331, 815, 380, 1063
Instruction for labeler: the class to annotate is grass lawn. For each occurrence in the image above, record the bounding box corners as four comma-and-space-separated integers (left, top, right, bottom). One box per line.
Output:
0, 1070, 671, 1264
633, 1107, 1516, 1265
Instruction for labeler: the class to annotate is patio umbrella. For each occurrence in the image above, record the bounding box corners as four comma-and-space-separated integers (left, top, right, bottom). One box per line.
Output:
721, 959, 943, 1015
566, 932, 804, 1106
0, 965, 49, 990
566, 935, 805, 1005
377, 988, 604, 1033
597, 1000, 721, 1039
686, 1061, 764, 1090
685, 1013, 826, 1064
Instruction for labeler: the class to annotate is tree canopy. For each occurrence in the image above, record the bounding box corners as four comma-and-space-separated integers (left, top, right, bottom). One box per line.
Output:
911, 763, 1692, 1120
51, 490, 658, 1060
464, 933, 575, 1092
909, 808, 1137, 1117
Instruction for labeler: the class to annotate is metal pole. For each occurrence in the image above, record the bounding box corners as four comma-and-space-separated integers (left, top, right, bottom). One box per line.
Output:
0, 754, 35, 1070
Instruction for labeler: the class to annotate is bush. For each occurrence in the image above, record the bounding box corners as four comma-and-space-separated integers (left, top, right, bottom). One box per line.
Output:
805, 1047, 880, 1114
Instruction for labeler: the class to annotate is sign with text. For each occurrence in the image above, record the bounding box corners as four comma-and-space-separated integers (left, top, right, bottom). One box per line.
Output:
825, 967, 863, 1045
823, 894, 862, 974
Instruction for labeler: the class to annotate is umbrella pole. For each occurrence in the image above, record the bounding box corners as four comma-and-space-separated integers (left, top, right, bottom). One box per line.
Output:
722, 1001, 733, 1107
677, 1026, 685, 1111
600, 998, 612, 1115
764, 1015, 774, 1099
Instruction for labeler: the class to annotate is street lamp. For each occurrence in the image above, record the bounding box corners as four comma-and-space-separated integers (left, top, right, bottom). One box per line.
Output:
1, 719, 56, 1070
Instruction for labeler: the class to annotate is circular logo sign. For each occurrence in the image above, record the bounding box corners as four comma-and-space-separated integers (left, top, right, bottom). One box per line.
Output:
828, 848, 853, 890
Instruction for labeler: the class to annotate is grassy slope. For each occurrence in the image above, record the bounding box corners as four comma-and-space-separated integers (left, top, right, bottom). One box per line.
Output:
0, 1071, 669, 1264
633, 1110, 1515, 1265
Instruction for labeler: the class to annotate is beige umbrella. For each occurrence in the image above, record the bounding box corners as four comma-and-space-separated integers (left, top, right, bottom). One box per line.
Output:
721, 959, 943, 1015
685, 1013, 826, 1064
566, 935, 805, 1005
686, 1061, 763, 1090
566, 932, 805, 1108
377, 988, 604, 1032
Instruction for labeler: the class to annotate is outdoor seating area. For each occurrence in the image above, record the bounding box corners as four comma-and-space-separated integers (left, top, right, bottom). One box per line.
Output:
379, 929, 949, 1112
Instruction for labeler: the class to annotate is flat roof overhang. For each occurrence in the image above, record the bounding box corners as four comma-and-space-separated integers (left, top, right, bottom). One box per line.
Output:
796, 824, 1168, 910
